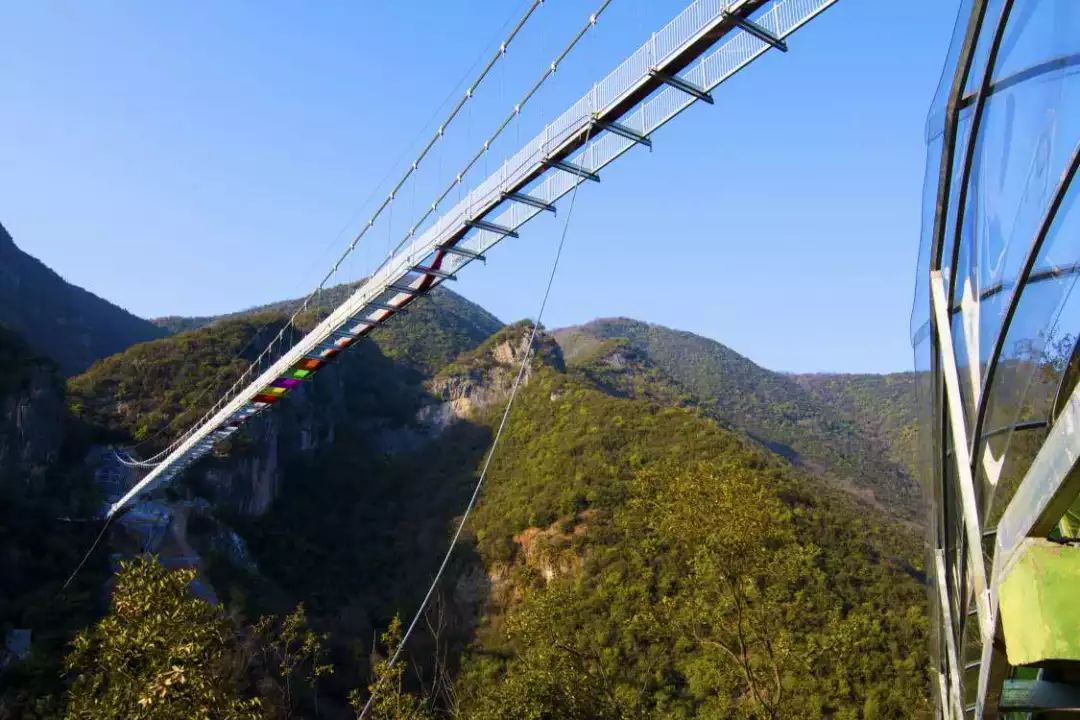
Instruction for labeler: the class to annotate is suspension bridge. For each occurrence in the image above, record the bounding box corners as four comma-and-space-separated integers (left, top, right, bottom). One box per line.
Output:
109, 0, 837, 515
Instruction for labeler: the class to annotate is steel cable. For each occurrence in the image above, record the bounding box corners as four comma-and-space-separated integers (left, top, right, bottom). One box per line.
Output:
358, 125, 593, 719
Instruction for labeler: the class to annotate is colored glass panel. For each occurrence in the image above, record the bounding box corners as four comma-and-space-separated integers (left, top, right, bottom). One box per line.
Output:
346, 323, 372, 335
253, 394, 280, 404
273, 378, 301, 389
320, 348, 340, 360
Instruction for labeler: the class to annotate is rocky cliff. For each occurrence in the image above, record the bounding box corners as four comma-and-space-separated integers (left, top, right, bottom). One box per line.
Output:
423, 322, 564, 426
200, 322, 560, 517
0, 327, 65, 485
194, 338, 416, 516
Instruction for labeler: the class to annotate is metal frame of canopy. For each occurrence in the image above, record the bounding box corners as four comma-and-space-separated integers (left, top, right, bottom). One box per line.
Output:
916, 1, 1080, 716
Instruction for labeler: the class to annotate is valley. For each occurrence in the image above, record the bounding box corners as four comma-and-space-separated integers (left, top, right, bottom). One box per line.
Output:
0, 229, 930, 718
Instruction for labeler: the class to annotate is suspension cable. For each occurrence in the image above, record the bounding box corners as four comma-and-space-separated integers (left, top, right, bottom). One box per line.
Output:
389, 0, 612, 259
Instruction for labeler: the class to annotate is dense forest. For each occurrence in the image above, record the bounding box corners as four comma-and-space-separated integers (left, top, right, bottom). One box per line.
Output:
555, 319, 921, 519
792, 373, 918, 481
0, 252, 931, 718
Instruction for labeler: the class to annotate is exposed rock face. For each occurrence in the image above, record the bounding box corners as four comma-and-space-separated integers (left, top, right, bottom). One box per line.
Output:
68, 283, 502, 521
189, 338, 429, 517
201, 418, 284, 517
421, 324, 564, 430
513, 521, 585, 583
425, 368, 516, 423
195, 356, 354, 516
466, 516, 588, 619
601, 349, 629, 370
0, 332, 65, 485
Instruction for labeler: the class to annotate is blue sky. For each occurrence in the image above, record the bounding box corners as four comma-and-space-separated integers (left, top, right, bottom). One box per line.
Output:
0, 0, 960, 373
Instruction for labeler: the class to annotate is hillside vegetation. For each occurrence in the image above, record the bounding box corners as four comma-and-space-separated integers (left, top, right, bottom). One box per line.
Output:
555, 318, 921, 519
68, 287, 503, 449
0, 270, 931, 718
442, 351, 930, 718
793, 372, 918, 479
151, 281, 503, 369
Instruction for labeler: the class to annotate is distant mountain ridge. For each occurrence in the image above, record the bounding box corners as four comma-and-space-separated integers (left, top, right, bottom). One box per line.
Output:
149, 282, 371, 335
554, 318, 921, 519
152, 280, 503, 339
0, 222, 166, 375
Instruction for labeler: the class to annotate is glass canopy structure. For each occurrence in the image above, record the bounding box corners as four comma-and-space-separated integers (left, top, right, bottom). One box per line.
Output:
913, 0, 1080, 717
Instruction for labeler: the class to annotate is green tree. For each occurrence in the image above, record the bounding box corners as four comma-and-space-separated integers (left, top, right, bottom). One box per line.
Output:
251, 603, 333, 719
349, 616, 432, 720
63, 556, 262, 720
462, 583, 630, 720
629, 461, 819, 719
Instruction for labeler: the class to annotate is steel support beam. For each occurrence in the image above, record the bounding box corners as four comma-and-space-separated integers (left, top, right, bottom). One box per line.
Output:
936, 551, 966, 720
436, 245, 486, 262
649, 70, 714, 104
467, 218, 519, 238
593, 119, 652, 147
722, 10, 788, 51
937, 673, 951, 720
542, 158, 600, 182
931, 270, 993, 638
411, 265, 457, 280
502, 191, 556, 214
388, 283, 422, 295
344, 320, 375, 332
929, 0, 990, 269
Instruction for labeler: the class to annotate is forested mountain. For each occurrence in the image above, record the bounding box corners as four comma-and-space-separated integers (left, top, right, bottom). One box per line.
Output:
793, 372, 919, 480
68, 287, 504, 448
554, 318, 921, 519
0, 223, 166, 376
0, 284, 930, 718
